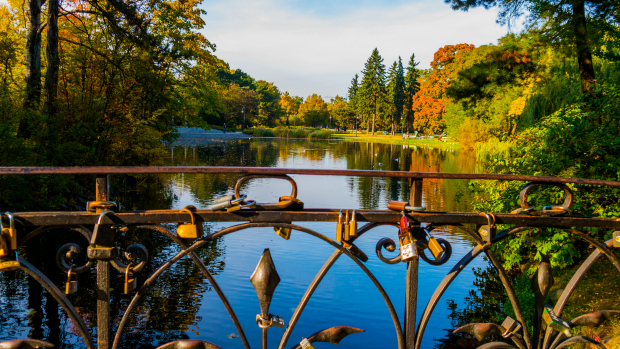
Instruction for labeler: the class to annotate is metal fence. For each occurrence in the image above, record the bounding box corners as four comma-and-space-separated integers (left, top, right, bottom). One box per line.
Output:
0, 167, 619, 349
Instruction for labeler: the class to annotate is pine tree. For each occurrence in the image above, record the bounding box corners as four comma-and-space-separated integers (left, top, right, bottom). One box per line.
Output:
359, 48, 386, 136
385, 59, 405, 136
404, 53, 421, 133
347, 74, 360, 131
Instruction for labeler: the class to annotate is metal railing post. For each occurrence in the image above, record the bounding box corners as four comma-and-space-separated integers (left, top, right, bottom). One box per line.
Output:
405, 178, 423, 348
95, 174, 111, 349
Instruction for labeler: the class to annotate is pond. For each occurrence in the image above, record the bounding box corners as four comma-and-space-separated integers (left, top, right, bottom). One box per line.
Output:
0, 138, 492, 349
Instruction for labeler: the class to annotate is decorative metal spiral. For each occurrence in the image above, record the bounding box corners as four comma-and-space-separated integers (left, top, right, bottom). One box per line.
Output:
375, 237, 402, 264
55, 243, 93, 274
419, 238, 452, 266
110, 243, 149, 273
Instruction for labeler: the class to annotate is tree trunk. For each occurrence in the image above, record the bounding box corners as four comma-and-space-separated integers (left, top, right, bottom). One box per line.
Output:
371, 95, 376, 136
43, 0, 59, 118
572, 0, 595, 94
19, 0, 43, 137
391, 115, 395, 136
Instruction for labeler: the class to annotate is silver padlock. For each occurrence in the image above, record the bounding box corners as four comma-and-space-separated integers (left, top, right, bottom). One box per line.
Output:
399, 212, 417, 262
210, 194, 247, 211
478, 212, 497, 243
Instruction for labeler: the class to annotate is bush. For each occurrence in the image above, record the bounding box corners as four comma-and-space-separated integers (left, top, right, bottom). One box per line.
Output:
308, 130, 333, 139
252, 128, 274, 137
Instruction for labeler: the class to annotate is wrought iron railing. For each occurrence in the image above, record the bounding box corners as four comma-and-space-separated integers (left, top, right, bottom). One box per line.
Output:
0, 167, 619, 349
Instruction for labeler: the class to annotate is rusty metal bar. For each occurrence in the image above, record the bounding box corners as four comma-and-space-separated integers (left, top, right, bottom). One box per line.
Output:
405, 178, 423, 348
0, 166, 619, 187
95, 174, 110, 349
12, 210, 620, 229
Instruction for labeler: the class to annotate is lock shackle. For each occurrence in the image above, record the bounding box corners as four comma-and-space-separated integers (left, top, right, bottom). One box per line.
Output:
125, 264, 133, 282
338, 210, 343, 222
239, 199, 256, 209
3, 212, 14, 229
180, 208, 196, 225
67, 265, 75, 278
230, 194, 247, 205
479, 212, 496, 228
96, 210, 114, 225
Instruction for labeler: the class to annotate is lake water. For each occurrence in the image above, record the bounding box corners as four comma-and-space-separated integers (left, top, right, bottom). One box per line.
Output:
0, 138, 492, 349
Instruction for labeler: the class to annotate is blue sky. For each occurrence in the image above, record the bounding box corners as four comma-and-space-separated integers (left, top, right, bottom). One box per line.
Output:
201, 0, 515, 99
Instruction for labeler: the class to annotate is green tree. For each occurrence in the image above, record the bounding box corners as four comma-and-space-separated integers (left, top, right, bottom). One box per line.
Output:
386, 58, 405, 135
254, 80, 281, 126
279, 91, 303, 126
329, 95, 350, 129
299, 93, 329, 127
404, 53, 421, 133
359, 48, 386, 135
444, 0, 618, 94
347, 74, 360, 130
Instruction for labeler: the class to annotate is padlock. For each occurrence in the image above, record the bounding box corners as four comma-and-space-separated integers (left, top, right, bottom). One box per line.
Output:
424, 227, 445, 260
124, 265, 137, 294
478, 212, 496, 243
613, 231, 620, 248
0, 231, 8, 258
274, 226, 292, 240
0, 252, 20, 271
501, 316, 522, 338
65, 266, 78, 294
2, 212, 17, 250
344, 211, 350, 241
299, 338, 316, 349
211, 194, 247, 211
336, 210, 344, 242
349, 210, 357, 238
91, 210, 115, 246
399, 212, 418, 262
176, 208, 204, 239
543, 305, 572, 337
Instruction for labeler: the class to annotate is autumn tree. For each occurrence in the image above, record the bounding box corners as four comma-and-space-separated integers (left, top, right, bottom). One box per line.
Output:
411, 44, 475, 133
445, 0, 618, 94
329, 95, 350, 129
279, 91, 303, 126
359, 48, 386, 135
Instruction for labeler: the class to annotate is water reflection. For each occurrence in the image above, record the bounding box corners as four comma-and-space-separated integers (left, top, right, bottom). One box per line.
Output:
0, 139, 488, 349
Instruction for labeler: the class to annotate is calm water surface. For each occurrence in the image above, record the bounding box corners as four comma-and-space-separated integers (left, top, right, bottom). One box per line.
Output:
0, 138, 491, 349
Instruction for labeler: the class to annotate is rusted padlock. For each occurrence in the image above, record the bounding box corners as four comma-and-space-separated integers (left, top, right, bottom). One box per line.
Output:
65, 266, 78, 295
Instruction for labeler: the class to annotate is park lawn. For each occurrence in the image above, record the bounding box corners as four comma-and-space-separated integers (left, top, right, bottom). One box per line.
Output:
331, 133, 461, 149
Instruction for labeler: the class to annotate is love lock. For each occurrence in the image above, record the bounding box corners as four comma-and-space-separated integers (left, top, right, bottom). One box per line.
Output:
2, 212, 17, 250
233, 175, 304, 210
398, 212, 418, 262
177, 206, 204, 239
478, 212, 497, 243
613, 231, 620, 248
256, 314, 285, 329
543, 305, 572, 337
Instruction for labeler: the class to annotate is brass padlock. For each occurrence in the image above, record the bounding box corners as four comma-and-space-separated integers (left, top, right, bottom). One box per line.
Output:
349, 210, 357, 238
501, 316, 522, 338
2, 212, 17, 250
176, 208, 204, 239
0, 252, 20, 271
0, 232, 8, 258
613, 231, 620, 248
424, 227, 445, 260
344, 211, 351, 241
274, 226, 292, 240
399, 212, 417, 262
543, 305, 572, 337
65, 266, 78, 295
478, 212, 496, 243
299, 338, 316, 349
124, 265, 137, 294
336, 210, 344, 242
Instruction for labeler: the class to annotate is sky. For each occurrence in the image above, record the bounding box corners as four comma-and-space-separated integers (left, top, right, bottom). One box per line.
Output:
201, 0, 516, 99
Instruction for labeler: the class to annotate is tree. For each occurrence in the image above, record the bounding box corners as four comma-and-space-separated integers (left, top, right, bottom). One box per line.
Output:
386, 58, 405, 135
404, 53, 421, 132
359, 48, 386, 135
347, 74, 360, 130
329, 95, 349, 128
444, 0, 617, 93
279, 91, 302, 126
299, 94, 329, 127
254, 80, 281, 126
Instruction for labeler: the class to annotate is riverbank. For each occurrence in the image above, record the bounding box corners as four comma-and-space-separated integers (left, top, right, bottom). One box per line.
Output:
332, 133, 461, 149
173, 127, 250, 146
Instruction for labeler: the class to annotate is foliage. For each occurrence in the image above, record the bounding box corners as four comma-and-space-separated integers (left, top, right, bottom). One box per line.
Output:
471, 81, 620, 270
359, 48, 386, 134
299, 93, 329, 127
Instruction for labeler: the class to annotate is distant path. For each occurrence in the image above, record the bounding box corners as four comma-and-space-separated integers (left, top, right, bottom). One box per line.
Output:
173, 127, 251, 146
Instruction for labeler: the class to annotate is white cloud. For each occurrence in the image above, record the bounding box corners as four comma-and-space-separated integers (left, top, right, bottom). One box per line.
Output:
201, 0, 512, 98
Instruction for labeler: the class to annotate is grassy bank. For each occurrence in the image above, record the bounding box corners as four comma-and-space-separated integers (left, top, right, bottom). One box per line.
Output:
243, 127, 333, 139
332, 133, 461, 149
